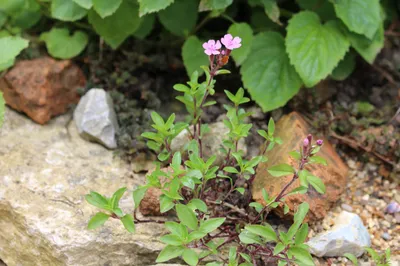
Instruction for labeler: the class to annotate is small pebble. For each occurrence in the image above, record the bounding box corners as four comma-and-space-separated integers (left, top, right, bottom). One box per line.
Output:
341, 203, 353, 212
381, 232, 391, 241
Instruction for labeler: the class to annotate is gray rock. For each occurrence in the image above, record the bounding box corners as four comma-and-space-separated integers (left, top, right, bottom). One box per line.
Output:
170, 121, 247, 164
74, 88, 119, 149
0, 107, 166, 266
307, 211, 371, 257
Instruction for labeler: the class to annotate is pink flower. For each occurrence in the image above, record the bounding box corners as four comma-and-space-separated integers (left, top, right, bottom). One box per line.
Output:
221, 34, 241, 50
303, 138, 309, 148
316, 139, 323, 146
202, 40, 221, 55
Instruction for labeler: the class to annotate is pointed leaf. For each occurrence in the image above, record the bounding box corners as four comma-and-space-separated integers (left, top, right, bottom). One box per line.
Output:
88, 212, 109, 229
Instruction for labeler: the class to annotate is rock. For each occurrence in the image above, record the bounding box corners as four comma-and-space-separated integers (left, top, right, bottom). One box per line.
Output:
307, 211, 371, 257
0, 107, 166, 266
171, 121, 247, 164
252, 112, 348, 221
140, 187, 164, 216
0, 57, 85, 124
74, 89, 119, 149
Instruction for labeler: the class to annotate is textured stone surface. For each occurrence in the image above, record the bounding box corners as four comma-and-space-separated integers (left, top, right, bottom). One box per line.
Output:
140, 186, 164, 216
0, 107, 166, 266
74, 88, 119, 149
252, 112, 348, 221
0, 57, 85, 124
171, 121, 247, 164
307, 211, 371, 257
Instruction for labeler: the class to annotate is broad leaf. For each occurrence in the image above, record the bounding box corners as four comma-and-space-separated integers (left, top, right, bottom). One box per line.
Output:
121, 214, 135, 233
132, 186, 148, 208
138, 0, 174, 17
241, 32, 302, 112
88, 212, 109, 229
158, 0, 198, 36
199, 0, 233, 10
182, 36, 209, 77
187, 199, 208, 213
156, 245, 184, 263
286, 11, 350, 87
92, 0, 122, 18
160, 234, 184, 246
88, 0, 141, 49
245, 224, 277, 242
333, 0, 381, 39
228, 23, 253, 66
199, 218, 225, 234
290, 246, 314, 265
239, 230, 263, 244
307, 174, 326, 194
0, 36, 29, 64
176, 204, 198, 230
51, 0, 88, 21
296, 0, 336, 21
182, 248, 199, 266
262, 0, 280, 25
9, 0, 41, 30
72, 0, 92, 9
268, 163, 294, 177
133, 14, 155, 39
331, 51, 356, 81
40, 28, 88, 59
160, 195, 175, 213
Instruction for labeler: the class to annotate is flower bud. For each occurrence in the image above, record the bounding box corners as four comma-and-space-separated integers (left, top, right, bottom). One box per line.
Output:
303, 138, 310, 147
307, 134, 312, 143
316, 139, 323, 146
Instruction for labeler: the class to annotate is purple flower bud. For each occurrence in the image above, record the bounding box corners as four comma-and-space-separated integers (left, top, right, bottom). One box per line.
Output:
303, 138, 309, 147
307, 134, 313, 143
316, 139, 323, 146
386, 201, 400, 214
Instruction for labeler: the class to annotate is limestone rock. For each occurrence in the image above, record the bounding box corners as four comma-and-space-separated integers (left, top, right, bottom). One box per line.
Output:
74, 89, 119, 149
0, 107, 166, 266
307, 211, 371, 257
140, 187, 164, 216
171, 121, 247, 164
252, 112, 348, 221
0, 57, 85, 124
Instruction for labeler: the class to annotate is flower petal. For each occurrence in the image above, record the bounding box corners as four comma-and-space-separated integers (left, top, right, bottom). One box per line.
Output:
215, 40, 222, 49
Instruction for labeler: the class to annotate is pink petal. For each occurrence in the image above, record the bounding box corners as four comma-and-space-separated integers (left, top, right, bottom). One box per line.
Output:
211, 50, 220, 55
202, 42, 209, 49
215, 40, 222, 49
233, 37, 241, 44
204, 49, 212, 56
208, 39, 215, 46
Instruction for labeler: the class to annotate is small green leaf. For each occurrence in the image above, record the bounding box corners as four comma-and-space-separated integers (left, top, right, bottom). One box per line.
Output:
273, 242, 285, 255
284, 204, 289, 215
86, 191, 110, 210
88, 212, 109, 229
235, 187, 245, 195
160, 195, 175, 213
228, 23, 253, 66
187, 199, 208, 213
156, 245, 185, 263
224, 166, 239, 174
245, 224, 277, 242
132, 186, 148, 208
268, 118, 275, 136
111, 187, 127, 210
290, 246, 314, 265
239, 230, 263, 244
268, 163, 295, 177
309, 155, 328, 166
289, 151, 301, 160
121, 214, 135, 233
307, 175, 326, 194
262, 0, 280, 25
294, 202, 309, 224
295, 223, 308, 244
344, 253, 358, 266
51, 0, 87, 21
182, 248, 199, 266
138, 0, 174, 16
199, 218, 225, 234
176, 204, 198, 230
182, 36, 209, 77
160, 234, 184, 246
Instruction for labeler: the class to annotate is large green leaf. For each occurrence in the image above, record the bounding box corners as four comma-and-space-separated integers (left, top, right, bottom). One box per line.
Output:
286, 11, 350, 87
261, 0, 280, 25
176, 204, 198, 230
0, 36, 29, 64
240, 32, 302, 112
228, 23, 253, 66
9, 0, 41, 30
296, 0, 336, 21
346, 23, 384, 64
333, 0, 381, 39
51, 0, 88, 21
92, 0, 122, 18
40, 28, 88, 59
0, 92, 5, 128
182, 36, 209, 77
158, 0, 198, 36
138, 0, 174, 17
199, 0, 233, 10
331, 51, 356, 81
88, 0, 141, 49
72, 0, 93, 9
133, 14, 155, 39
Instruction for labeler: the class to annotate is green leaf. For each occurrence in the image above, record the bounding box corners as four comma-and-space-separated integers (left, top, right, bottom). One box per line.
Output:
290, 246, 314, 265
286, 11, 350, 87
93, 0, 122, 18
268, 163, 295, 177
200, 0, 233, 10
156, 245, 185, 263
138, 0, 174, 17
261, 0, 280, 25
187, 199, 208, 213
307, 175, 326, 194
158, 0, 198, 36
133, 14, 155, 39
9, 0, 41, 30
228, 23, 253, 66
88, 212, 109, 229
109, 187, 127, 209
239, 230, 263, 244
113, 208, 123, 217
289, 151, 301, 160
199, 218, 225, 234
182, 36, 209, 77
333, 0, 381, 39
182, 248, 199, 266
121, 214, 135, 233
132, 186, 148, 208
296, 0, 336, 21
0, 92, 5, 128
88, 0, 141, 49
309, 155, 328, 166
344, 253, 358, 266
224, 166, 239, 174
273, 242, 285, 255
236, 187, 245, 195
346, 23, 384, 64
241, 32, 302, 112
85, 191, 110, 209
160, 195, 175, 213
268, 118, 275, 136
245, 224, 277, 242
0, 36, 29, 65
160, 234, 184, 246
294, 202, 309, 224
40, 28, 88, 59
165, 221, 188, 239
331, 51, 356, 81
72, 0, 93, 9
295, 223, 308, 245
51, 0, 88, 21
176, 204, 198, 230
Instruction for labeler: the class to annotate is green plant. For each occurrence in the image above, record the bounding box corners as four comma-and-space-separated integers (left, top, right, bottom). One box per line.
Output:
345, 248, 391, 266
86, 35, 328, 265
1, 0, 398, 112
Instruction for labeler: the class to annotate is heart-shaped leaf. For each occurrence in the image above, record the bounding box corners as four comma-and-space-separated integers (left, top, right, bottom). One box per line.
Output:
41, 28, 88, 59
